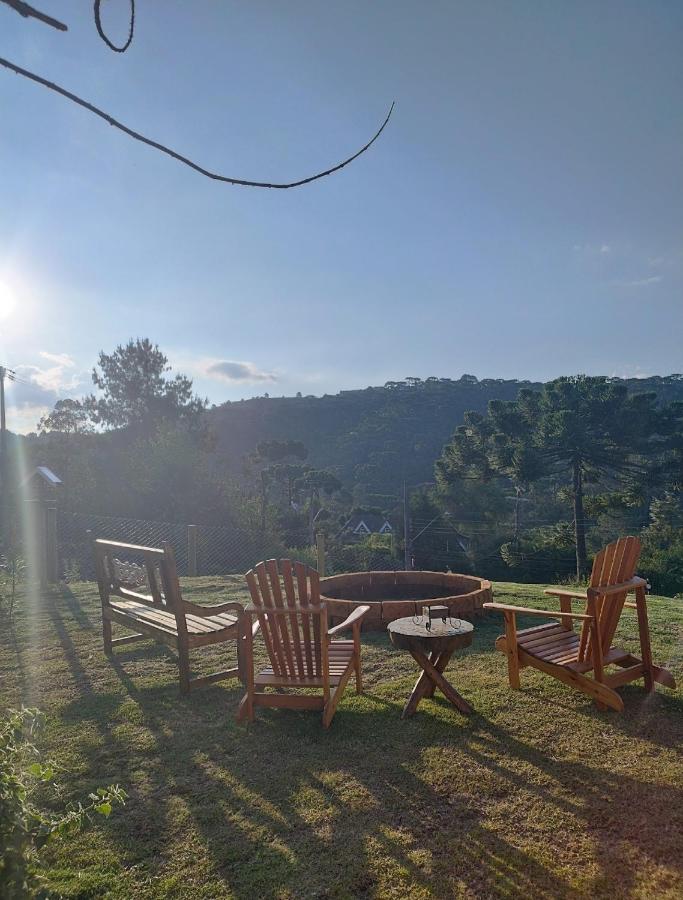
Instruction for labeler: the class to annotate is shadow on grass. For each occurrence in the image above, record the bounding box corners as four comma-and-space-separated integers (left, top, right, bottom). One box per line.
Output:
26, 589, 683, 898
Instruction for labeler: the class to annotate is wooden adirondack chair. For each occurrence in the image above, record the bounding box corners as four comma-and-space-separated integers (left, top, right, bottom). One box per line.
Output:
95, 539, 256, 694
485, 536, 676, 711
237, 559, 370, 727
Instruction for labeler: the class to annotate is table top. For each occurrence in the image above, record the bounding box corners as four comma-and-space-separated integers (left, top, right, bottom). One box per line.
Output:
387, 615, 474, 653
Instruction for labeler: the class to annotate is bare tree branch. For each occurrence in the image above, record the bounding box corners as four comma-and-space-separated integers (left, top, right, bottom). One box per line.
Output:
94, 0, 134, 53
0, 0, 68, 31
0, 55, 394, 188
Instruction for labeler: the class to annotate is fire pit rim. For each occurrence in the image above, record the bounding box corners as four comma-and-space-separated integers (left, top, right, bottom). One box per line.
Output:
319, 570, 492, 630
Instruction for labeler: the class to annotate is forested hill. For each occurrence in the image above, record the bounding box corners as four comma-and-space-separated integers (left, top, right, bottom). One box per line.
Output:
207, 375, 683, 500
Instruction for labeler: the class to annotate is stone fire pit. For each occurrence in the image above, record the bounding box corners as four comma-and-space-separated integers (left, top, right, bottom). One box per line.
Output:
320, 570, 492, 630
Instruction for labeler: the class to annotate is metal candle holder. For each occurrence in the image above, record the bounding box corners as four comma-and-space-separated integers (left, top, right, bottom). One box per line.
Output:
421, 604, 449, 630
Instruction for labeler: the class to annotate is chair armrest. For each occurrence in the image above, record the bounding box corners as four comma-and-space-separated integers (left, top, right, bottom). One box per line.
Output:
544, 589, 588, 601
484, 602, 594, 621
244, 604, 325, 616
328, 604, 370, 637
183, 600, 245, 618
587, 577, 647, 598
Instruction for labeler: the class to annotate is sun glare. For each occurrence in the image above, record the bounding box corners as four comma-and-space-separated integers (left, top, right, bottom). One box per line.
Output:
0, 281, 18, 320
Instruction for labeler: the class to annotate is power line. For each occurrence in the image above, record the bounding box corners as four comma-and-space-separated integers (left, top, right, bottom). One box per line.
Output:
0, 55, 394, 190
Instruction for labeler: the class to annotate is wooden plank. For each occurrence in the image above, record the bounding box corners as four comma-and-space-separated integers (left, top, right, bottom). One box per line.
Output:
535, 640, 580, 662
107, 605, 178, 637
634, 585, 654, 691
246, 568, 278, 674
294, 561, 316, 676
238, 611, 255, 723
255, 673, 345, 687
188, 667, 240, 690
323, 659, 355, 727
514, 622, 565, 640
408, 649, 473, 715
256, 563, 288, 676
110, 632, 146, 647
503, 611, 520, 689
95, 538, 165, 556
538, 648, 580, 666
604, 664, 644, 689
281, 559, 306, 678
567, 646, 630, 673
266, 559, 296, 677
589, 599, 605, 687
559, 593, 573, 631
652, 664, 676, 689
485, 603, 593, 620
519, 629, 578, 651
252, 693, 325, 710
518, 647, 623, 710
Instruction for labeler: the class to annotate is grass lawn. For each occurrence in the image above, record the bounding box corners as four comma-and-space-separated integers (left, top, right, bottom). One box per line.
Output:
1, 578, 682, 899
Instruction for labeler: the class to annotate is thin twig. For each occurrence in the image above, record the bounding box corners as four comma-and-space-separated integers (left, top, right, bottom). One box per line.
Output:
0, 55, 394, 188
94, 0, 134, 53
0, 0, 68, 31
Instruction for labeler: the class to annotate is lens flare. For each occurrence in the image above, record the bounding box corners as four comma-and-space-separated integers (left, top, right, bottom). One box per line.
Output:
0, 281, 17, 320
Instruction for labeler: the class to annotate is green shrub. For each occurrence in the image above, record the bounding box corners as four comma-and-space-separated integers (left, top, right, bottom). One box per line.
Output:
0, 549, 26, 619
0, 707, 126, 898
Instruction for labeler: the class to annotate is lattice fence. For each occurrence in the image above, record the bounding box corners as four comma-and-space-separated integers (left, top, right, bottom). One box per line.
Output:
58, 512, 274, 580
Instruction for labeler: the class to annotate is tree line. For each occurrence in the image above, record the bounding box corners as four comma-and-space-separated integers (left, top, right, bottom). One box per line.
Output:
5, 338, 683, 593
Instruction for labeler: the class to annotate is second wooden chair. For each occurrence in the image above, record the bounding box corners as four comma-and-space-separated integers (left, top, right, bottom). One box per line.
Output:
237, 559, 369, 727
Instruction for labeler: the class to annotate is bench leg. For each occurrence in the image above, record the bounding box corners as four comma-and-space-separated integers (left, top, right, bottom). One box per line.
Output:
178, 644, 191, 695
103, 617, 113, 656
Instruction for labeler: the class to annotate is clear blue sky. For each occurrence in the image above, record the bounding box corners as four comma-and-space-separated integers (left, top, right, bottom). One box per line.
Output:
1, 1, 681, 431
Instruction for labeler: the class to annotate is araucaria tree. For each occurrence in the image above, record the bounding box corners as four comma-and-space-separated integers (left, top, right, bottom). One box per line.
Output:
437, 376, 669, 577
86, 339, 207, 432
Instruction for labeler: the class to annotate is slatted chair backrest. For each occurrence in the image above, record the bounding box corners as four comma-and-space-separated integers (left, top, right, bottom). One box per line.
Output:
245, 559, 325, 680
94, 539, 189, 640
579, 536, 641, 662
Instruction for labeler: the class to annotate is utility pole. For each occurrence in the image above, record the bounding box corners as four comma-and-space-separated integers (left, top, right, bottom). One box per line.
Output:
0, 364, 20, 547
0, 365, 6, 464
0, 365, 7, 547
403, 480, 411, 570
505, 490, 531, 549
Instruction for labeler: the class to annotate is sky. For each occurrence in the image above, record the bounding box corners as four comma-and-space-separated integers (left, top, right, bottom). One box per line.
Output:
1, 1, 682, 432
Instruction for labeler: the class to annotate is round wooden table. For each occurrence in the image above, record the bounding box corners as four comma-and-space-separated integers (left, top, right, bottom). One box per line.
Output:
388, 616, 474, 718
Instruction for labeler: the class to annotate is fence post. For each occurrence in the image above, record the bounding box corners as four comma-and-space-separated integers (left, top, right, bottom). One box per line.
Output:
46, 504, 58, 584
316, 531, 325, 578
187, 524, 198, 577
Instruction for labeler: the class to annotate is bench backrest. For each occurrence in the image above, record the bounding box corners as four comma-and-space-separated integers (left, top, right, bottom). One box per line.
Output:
94, 539, 188, 638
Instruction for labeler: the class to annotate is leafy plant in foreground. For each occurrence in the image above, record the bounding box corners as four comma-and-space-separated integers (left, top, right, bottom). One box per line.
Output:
0, 549, 26, 620
0, 707, 126, 898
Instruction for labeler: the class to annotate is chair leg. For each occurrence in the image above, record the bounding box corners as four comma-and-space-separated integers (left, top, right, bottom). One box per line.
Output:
635, 586, 655, 692
236, 691, 254, 723
353, 624, 362, 693
322, 664, 354, 728
504, 612, 521, 689
236, 615, 255, 722
102, 617, 113, 656
178, 645, 191, 695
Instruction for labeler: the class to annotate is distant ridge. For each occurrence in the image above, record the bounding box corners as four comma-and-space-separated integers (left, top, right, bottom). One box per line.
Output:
207, 374, 683, 497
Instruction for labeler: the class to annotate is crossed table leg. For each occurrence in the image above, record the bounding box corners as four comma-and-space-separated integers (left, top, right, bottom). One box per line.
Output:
402, 648, 473, 718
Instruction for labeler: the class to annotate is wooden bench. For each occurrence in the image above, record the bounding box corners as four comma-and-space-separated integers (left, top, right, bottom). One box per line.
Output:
94, 539, 256, 694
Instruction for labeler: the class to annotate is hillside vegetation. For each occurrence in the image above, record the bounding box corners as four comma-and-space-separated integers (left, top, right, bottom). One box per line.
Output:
207, 375, 683, 498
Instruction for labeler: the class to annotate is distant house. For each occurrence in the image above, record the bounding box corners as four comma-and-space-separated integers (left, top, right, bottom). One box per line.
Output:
342, 513, 393, 539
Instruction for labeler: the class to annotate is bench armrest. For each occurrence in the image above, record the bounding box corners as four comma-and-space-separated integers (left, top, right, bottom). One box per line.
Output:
328, 604, 370, 637
183, 600, 245, 618
484, 602, 594, 621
